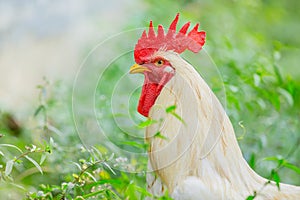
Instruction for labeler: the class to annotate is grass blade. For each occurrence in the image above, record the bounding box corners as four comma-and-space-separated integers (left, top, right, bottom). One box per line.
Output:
25, 155, 43, 174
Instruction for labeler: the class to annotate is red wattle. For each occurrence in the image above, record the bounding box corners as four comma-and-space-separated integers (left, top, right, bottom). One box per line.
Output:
137, 72, 174, 117
138, 82, 161, 117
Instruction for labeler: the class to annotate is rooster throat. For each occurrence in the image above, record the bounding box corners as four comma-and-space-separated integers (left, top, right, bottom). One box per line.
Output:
138, 72, 174, 117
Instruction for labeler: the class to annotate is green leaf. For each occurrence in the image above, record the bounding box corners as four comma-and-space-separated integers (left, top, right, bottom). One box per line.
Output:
46, 124, 63, 136
253, 73, 261, 87
249, 153, 256, 170
263, 156, 286, 167
154, 132, 168, 140
171, 112, 185, 125
133, 184, 152, 196
278, 88, 294, 106
166, 105, 176, 113
138, 119, 157, 128
246, 196, 255, 200
5, 160, 14, 176
71, 161, 82, 170
84, 171, 97, 182
106, 190, 122, 200
34, 105, 45, 117
39, 153, 47, 165
91, 146, 103, 160
282, 162, 300, 174
108, 153, 115, 161
44, 145, 51, 154
25, 155, 43, 174
270, 94, 281, 111
49, 137, 55, 152
74, 196, 85, 200
82, 189, 106, 198
15, 159, 23, 164
94, 179, 123, 186
103, 162, 116, 175
246, 191, 257, 200
121, 141, 148, 150
0, 144, 23, 153
8, 182, 26, 191
165, 105, 185, 124
273, 64, 283, 84
87, 179, 123, 191
271, 169, 280, 190
263, 156, 279, 161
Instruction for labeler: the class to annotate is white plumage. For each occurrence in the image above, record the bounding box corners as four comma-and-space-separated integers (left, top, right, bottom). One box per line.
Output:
145, 50, 300, 200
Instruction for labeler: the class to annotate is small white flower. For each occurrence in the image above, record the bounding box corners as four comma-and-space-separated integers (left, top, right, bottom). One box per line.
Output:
115, 157, 128, 163
37, 191, 44, 197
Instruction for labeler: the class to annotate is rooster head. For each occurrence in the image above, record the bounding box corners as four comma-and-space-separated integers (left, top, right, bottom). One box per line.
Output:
130, 13, 206, 117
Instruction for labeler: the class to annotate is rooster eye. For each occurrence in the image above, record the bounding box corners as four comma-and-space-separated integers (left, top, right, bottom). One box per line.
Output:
154, 59, 164, 67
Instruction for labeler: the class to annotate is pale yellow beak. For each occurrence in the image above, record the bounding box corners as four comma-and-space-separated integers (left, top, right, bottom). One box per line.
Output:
129, 63, 151, 74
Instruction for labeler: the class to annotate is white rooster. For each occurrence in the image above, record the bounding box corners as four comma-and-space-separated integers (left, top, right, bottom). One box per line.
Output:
130, 14, 300, 200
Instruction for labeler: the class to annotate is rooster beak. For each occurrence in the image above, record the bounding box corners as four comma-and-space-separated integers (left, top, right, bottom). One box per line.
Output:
129, 64, 151, 74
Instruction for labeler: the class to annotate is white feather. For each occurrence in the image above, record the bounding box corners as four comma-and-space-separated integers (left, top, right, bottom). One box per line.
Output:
172, 176, 220, 200
145, 51, 300, 199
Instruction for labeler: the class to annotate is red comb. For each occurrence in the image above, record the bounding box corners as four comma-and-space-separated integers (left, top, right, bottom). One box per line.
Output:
134, 13, 206, 64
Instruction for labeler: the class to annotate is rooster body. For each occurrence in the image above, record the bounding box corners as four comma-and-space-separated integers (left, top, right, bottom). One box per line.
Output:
130, 14, 300, 199
145, 51, 300, 200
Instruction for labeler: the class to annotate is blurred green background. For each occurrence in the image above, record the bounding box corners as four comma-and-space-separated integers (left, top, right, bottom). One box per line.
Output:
0, 0, 299, 199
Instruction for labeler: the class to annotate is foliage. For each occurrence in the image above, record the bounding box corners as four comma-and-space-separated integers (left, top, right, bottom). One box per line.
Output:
1, 0, 300, 199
